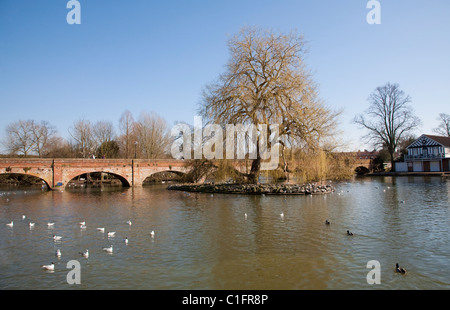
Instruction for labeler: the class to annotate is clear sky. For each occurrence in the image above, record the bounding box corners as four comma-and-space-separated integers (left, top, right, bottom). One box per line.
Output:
1, 0, 449, 153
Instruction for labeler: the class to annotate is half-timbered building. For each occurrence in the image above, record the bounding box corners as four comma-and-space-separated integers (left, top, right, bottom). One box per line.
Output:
404, 134, 450, 172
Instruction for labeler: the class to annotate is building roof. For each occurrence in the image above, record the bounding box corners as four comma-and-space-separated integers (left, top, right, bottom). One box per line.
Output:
424, 135, 450, 147
407, 134, 450, 148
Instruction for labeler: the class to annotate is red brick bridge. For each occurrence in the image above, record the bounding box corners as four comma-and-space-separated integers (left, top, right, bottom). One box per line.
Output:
0, 158, 192, 190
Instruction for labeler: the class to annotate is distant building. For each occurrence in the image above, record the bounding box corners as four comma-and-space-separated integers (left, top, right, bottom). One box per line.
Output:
398, 134, 450, 172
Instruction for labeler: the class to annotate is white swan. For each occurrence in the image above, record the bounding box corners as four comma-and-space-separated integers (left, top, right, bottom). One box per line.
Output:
107, 232, 116, 237
6, 221, 13, 227
150, 230, 155, 238
29, 222, 35, 228
53, 235, 62, 241
79, 221, 86, 226
47, 222, 55, 227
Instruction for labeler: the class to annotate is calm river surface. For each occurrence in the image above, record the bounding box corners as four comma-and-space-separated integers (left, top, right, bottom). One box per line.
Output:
0, 176, 449, 290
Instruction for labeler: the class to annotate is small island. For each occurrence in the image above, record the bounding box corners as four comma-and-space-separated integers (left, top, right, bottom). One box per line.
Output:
167, 182, 335, 195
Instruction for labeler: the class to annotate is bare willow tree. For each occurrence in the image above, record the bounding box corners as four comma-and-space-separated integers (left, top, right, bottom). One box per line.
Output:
354, 82, 421, 171
199, 26, 340, 183
433, 113, 450, 137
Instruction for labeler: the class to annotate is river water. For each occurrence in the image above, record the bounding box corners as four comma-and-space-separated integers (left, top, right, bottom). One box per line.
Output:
0, 176, 448, 290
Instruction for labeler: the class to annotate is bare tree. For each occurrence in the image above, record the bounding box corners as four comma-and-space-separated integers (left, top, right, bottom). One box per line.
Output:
134, 112, 170, 159
68, 119, 96, 158
354, 82, 421, 171
199, 26, 340, 183
118, 110, 135, 158
3, 120, 58, 157
93, 121, 115, 144
43, 136, 75, 158
30, 120, 57, 157
4, 120, 35, 157
93, 121, 116, 158
433, 113, 450, 137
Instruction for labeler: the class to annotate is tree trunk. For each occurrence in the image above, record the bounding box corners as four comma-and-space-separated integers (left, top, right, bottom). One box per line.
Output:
248, 156, 261, 184
390, 152, 395, 172
281, 143, 289, 181
247, 136, 262, 184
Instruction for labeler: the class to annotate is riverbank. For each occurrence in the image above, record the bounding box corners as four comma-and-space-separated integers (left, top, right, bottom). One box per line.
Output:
167, 183, 335, 195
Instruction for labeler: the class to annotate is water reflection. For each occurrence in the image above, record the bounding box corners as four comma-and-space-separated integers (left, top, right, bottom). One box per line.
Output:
0, 177, 449, 289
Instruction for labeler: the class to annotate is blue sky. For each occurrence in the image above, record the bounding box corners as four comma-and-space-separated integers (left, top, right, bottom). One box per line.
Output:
1, 0, 449, 152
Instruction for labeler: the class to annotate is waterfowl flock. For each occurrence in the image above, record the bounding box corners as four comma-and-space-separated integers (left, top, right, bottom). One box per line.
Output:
4, 215, 155, 273
3, 183, 411, 283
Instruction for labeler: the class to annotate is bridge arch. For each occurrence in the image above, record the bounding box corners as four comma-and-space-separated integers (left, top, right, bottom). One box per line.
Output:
142, 170, 186, 185
0, 172, 51, 189
66, 170, 131, 188
355, 166, 370, 175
